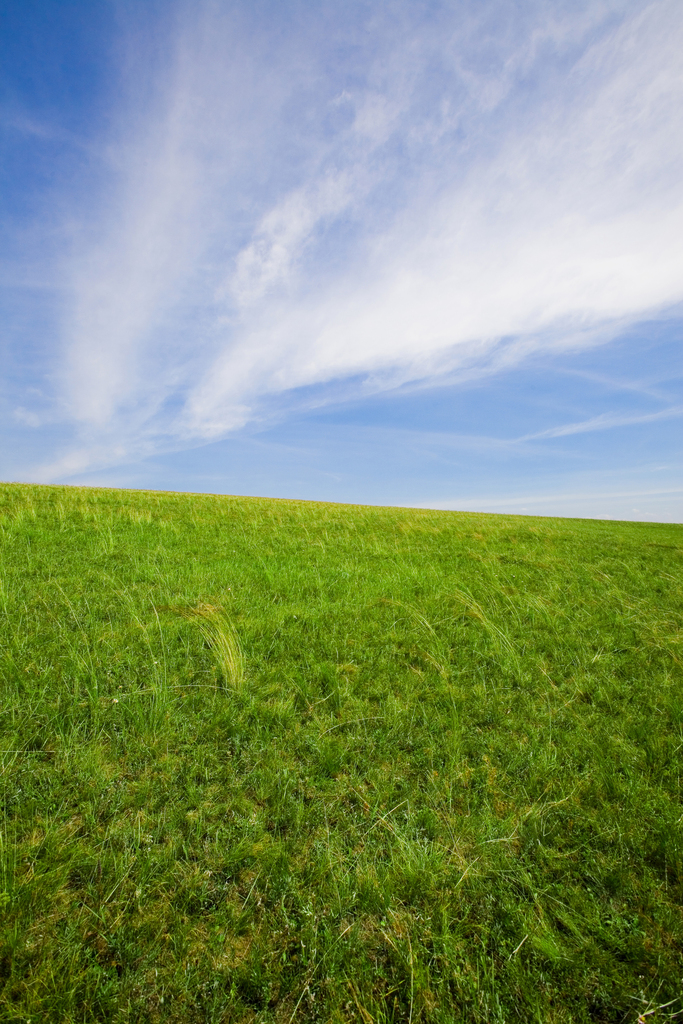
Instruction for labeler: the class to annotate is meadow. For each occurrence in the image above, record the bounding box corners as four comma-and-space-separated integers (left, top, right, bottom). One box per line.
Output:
0, 482, 681, 1024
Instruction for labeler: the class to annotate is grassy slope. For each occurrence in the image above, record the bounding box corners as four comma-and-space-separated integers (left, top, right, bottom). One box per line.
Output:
0, 482, 682, 1024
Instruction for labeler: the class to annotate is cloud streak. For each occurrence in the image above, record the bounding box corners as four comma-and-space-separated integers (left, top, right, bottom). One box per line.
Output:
521, 404, 683, 440
18, 0, 683, 473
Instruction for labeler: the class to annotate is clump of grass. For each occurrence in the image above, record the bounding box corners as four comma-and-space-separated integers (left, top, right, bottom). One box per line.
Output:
185, 602, 245, 691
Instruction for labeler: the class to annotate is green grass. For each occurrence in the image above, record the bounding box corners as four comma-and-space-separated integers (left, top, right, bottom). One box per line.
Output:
0, 482, 682, 1023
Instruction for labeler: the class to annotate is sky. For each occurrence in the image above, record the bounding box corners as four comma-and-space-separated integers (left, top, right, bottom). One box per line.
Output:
1, 0, 682, 521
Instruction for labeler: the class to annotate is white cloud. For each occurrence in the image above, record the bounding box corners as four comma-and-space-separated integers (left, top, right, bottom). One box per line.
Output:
521, 405, 683, 440
38, 0, 683, 469
421, 485, 683, 521
13, 407, 42, 428
229, 172, 356, 308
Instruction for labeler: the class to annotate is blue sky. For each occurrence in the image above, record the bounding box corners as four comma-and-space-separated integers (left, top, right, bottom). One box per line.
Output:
2, 0, 682, 520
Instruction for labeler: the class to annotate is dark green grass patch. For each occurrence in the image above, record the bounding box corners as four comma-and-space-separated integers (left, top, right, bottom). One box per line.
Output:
0, 482, 682, 1022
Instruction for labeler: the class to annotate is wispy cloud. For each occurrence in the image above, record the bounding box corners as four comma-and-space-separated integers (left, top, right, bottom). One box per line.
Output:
419, 485, 683, 524
12, 0, 683, 475
521, 404, 683, 440
424, 486, 683, 511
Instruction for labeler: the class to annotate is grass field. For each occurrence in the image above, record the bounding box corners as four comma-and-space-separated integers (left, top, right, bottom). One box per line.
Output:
0, 482, 681, 1023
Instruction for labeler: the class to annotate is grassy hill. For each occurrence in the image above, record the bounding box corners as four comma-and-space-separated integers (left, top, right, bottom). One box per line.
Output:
0, 482, 681, 1023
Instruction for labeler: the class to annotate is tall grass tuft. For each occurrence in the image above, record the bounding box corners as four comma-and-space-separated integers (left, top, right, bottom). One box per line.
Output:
187, 602, 245, 690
